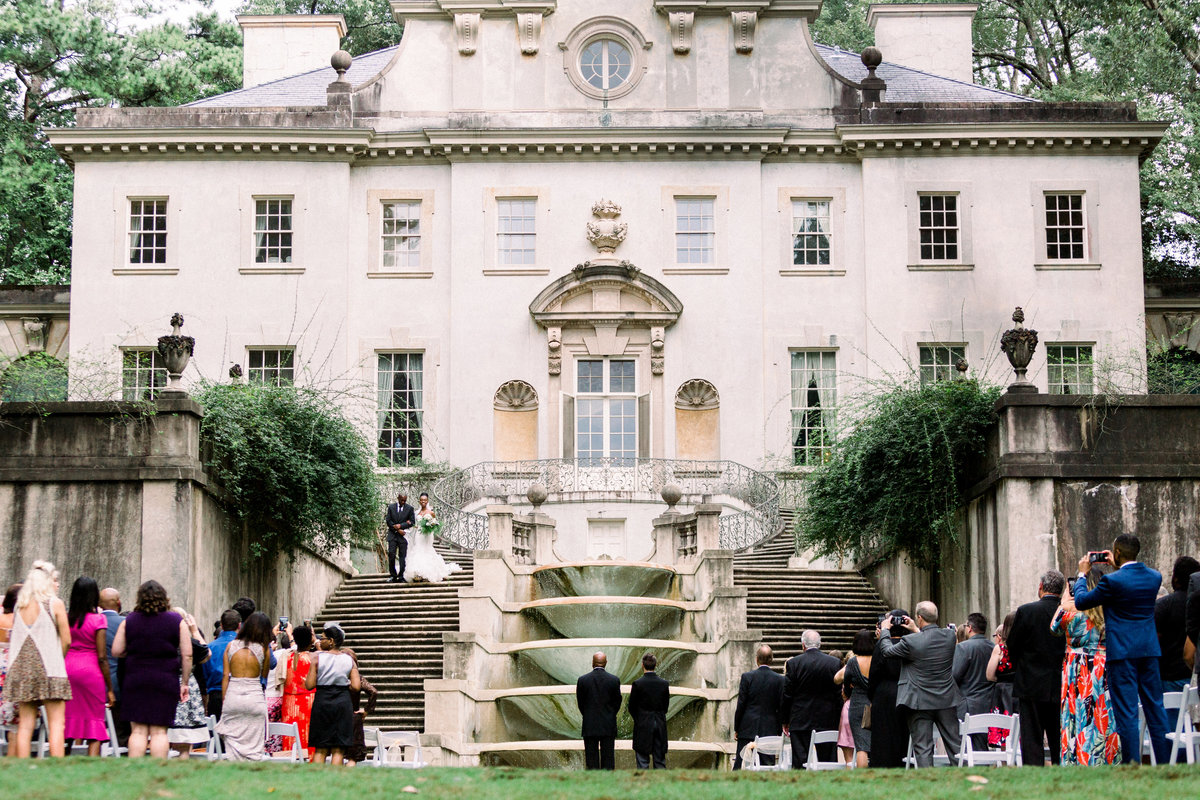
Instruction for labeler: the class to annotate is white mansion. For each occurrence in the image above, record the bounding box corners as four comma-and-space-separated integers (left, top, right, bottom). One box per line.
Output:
48, 1, 1162, 487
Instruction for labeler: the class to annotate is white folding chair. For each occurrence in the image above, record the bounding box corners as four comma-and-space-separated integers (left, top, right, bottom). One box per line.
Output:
904, 725, 952, 768
364, 727, 381, 765
263, 722, 303, 762
741, 735, 791, 772
1, 712, 47, 757
100, 707, 126, 757
1139, 693, 1181, 766
956, 713, 1020, 767
0, 724, 16, 757
375, 730, 427, 768
205, 715, 224, 761
803, 730, 850, 770
1168, 685, 1198, 765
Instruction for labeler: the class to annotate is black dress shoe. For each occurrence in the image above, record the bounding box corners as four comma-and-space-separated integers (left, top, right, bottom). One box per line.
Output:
387, 576, 398, 583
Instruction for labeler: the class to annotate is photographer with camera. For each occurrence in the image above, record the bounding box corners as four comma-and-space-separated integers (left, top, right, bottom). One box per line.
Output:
1005, 569, 1067, 766
1073, 534, 1170, 764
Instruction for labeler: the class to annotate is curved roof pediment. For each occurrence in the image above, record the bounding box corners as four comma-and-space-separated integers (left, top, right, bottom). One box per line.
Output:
529, 262, 683, 329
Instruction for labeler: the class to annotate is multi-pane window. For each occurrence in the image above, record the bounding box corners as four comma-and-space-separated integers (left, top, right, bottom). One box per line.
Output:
919, 345, 967, 385
577, 358, 637, 463
254, 198, 293, 263
1047, 344, 1093, 394
1044, 193, 1086, 260
792, 200, 832, 266
918, 194, 959, 261
580, 38, 632, 92
675, 198, 715, 264
128, 199, 167, 264
791, 351, 837, 466
247, 349, 294, 387
497, 198, 537, 265
377, 353, 423, 466
121, 350, 167, 401
381, 201, 421, 268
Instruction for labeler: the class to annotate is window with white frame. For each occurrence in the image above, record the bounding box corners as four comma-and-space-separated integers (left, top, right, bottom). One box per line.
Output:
675, 198, 715, 264
377, 352, 423, 467
254, 198, 293, 263
1047, 344, 1093, 394
576, 358, 637, 463
792, 200, 832, 266
1044, 193, 1087, 260
919, 344, 966, 385
790, 351, 837, 466
381, 201, 421, 268
128, 198, 168, 264
121, 349, 167, 401
247, 349, 295, 387
580, 37, 632, 92
918, 194, 959, 261
497, 198, 537, 265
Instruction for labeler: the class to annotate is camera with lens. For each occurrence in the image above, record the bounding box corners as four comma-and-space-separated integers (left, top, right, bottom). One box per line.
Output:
891, 613, 906, 627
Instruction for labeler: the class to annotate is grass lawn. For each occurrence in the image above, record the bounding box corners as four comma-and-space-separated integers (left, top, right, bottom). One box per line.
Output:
0, 760, 1198, 800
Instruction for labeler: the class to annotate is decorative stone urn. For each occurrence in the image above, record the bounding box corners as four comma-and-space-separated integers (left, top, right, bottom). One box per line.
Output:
585, 200, 628, 255
1000, 306, 1039, 393
157, 313, 195, 394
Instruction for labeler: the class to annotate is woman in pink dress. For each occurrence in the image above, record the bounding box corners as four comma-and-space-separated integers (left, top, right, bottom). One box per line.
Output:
63, 577, 113, 756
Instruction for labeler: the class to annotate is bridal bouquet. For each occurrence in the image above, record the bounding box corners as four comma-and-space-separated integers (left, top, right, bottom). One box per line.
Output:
417, 515, 442, 534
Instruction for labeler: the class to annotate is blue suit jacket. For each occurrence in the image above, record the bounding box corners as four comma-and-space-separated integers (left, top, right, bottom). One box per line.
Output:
1074, 562, 1163, 661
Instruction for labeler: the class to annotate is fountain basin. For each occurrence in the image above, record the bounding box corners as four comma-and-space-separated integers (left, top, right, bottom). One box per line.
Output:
532, 562, 677, 599
510, 640, 699, 686
520, 597, 685, 639
496, 686, 707, 741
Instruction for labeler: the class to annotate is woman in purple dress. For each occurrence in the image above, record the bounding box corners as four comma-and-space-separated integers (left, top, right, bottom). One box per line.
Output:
63, 577, 113, 756
112, 581, 192, 759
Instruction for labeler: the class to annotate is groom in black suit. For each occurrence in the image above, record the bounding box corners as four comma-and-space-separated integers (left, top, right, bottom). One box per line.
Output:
384, 494, 415, 583
576, 651, 621, 770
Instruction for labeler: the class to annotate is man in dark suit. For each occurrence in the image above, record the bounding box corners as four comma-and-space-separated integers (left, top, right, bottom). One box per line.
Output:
953, 612, 995, 750
779, 630, 841, 768
99, 587, 129, 746
629, 652, 670, 769
576, 651, 621, 770
1186, 570, 1199, 684
384, 494, 415, 583
1006, 569, 1066, 766
879, 601, 963, 767
1074, 534, 1170, 764
733, 644, 785, 769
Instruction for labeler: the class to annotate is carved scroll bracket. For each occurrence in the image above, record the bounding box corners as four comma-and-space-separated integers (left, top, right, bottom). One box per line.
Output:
668, 11, 694, 54
651, 326, 665, 375
516, 12, 543, 54
455, 12, 482, 55
731, 11, 757, 54
547, 326, 562, 375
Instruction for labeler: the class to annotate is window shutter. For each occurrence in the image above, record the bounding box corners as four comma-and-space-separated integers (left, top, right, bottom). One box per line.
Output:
562, 393, 575, 459
638, 393, 650, 458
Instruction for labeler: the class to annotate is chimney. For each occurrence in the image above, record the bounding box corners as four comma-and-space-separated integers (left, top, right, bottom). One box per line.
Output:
867, 3, 977, 84
237, 14, 348, 88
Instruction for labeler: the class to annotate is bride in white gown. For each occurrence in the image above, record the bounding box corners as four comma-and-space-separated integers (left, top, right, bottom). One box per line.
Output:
403, 492, 462, 583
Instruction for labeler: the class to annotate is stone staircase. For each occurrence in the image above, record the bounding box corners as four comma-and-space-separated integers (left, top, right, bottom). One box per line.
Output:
733, 529, 888, 654
314, 539, 473, 731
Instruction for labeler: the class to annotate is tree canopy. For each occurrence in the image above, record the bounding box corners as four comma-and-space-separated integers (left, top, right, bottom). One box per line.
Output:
239, 0, 403, 55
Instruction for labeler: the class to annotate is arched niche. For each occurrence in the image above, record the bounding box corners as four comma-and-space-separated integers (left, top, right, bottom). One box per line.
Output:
493, 380, 539, 461
674, 379, 720, 460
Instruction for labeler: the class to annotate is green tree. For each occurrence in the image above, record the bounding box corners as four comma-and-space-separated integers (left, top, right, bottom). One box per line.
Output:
237, 0, 403, 55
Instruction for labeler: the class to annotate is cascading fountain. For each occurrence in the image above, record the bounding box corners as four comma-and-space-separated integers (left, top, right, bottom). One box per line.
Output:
422, 499, 758, 768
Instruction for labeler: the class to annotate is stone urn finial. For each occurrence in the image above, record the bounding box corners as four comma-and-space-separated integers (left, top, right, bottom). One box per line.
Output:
586, 200, 628, 255
526, 483, 548, 510
661, 483, 682, 512
1000, 306, 1039, 393
157, 313, 195, 395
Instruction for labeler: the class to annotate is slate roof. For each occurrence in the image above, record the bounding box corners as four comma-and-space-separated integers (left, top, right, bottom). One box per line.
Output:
187, 41, 1033, 109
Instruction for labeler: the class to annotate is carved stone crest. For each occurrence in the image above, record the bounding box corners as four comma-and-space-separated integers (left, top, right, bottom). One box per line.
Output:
675, 379, 719, 410
494, 380, 539, 410
651, 326, 665, 375
21, 317, 47, 353
585, 200, 628, 255
547, 327, 562, 375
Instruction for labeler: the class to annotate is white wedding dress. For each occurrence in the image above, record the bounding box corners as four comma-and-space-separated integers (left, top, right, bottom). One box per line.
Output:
403, 507, 462, 583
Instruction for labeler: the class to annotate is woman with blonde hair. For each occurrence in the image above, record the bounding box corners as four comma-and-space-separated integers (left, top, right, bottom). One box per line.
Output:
1052, 566, 1119, 764
5, 561, 72, 757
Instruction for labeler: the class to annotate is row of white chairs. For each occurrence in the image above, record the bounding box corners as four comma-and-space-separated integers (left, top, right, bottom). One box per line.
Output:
1141, 684, 1200, 765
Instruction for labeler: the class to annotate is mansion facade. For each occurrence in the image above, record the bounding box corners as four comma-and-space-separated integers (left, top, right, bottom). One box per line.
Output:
44, 1, 1164, 476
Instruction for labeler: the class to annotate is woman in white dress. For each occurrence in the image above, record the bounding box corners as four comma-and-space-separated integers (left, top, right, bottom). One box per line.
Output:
403, 492, 462, 583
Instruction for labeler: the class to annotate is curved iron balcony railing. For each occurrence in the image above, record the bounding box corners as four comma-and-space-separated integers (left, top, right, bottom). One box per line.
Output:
426, 458, 781, 553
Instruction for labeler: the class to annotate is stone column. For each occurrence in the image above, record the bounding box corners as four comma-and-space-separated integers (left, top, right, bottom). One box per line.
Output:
650, 512, 681, 566
528, 511, 558, 565
486, 504, 514, 560
695, 503, 722, 553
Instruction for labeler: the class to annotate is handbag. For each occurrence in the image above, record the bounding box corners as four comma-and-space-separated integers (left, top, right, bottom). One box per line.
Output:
861, 704, 872, 730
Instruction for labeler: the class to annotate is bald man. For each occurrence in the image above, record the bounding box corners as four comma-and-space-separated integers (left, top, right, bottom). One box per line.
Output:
733, 644, 785, 769
576, 651, 621, 770
99, 588, 129, 745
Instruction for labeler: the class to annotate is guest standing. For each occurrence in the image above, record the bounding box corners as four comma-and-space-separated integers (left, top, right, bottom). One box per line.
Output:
629, 652, 670, 770
1155, 556, 1199, 733
168, 608, 211, 758
204, 610, 241, 720
779, 630, 842, 768
97, 587, 126, 746
732, 644, 785, 770
111, 580, 192, 759
575, 651, 621, 770
282, 624, 317, 756
214, 612, 273, 761
0, 583, 21, 732
1053, 569, 1119, 764
63, 577, 113, 756
953, 612, 995, 750
833, 629, 873, 768
986, 613, 1017, 748
1006, 569, 1067, 766
340, 648, 379, 765
867, 611, 911, 768
305, 624, 360, 765
6, 562, 72, 758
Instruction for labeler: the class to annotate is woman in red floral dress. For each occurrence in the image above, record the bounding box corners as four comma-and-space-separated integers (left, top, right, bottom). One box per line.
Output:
281, 625, 317, 756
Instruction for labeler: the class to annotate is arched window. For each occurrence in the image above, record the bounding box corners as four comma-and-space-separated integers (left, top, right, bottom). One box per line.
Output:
0, 353, 68, 402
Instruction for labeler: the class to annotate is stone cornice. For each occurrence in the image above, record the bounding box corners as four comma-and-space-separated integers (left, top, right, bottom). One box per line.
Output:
653, 0, 821, 18
49, 127, 372, 163
390, 0, 556, 19
837, 121, 1167, 161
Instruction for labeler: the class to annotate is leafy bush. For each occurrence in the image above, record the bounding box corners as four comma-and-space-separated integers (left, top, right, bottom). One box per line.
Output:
1147, 347, 1200, 395
0, 353, 68, 402
193, 381, 381, 558
796, 379, 1001, 572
